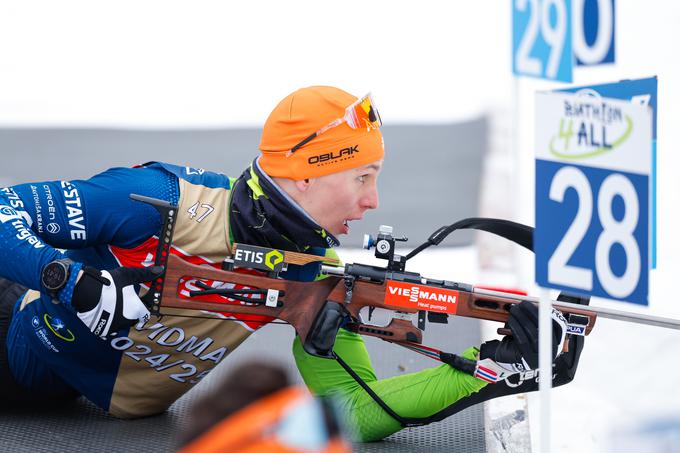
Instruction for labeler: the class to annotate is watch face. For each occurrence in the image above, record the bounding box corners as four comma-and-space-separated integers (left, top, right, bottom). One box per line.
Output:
43, 262, 68, 290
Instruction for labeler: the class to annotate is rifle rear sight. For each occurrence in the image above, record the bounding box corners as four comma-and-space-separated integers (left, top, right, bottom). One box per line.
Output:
363, 225, 408, 272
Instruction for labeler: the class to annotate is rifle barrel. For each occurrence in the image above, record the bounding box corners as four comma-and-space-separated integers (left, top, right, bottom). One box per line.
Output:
321, 265, 680, 331
321, 265, 346, 277
474, 288, 680, 331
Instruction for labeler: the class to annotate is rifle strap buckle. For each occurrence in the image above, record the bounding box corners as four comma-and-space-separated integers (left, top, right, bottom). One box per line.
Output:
265, 289, 280, 307
343, 275, 355, 304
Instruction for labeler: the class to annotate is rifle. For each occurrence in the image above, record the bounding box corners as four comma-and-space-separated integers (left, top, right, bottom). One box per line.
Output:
131, 194, 605, 426
132, 194, 595, 369
131, 194, 680, 427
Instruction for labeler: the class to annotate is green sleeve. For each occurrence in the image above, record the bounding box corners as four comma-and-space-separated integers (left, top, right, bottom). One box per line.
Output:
293, 329, 487, 442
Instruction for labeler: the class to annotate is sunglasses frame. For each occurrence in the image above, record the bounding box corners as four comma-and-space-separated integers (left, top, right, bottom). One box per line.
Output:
287, 93, 381, 156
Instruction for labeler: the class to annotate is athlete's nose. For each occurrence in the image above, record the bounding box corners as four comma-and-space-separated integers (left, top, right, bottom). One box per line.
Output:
361, 183, 379, 211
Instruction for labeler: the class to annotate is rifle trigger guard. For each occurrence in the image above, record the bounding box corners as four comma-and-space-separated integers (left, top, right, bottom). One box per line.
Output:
343, 275, 355, 305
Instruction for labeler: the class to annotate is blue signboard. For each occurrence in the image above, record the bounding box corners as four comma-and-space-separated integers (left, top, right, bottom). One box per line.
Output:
513, 0, 573, 82
536, 161, 648, 303
574, 0, 616, 66
513, 0, 616, 80
558, 77, 657, 267
535, 91, 652, 305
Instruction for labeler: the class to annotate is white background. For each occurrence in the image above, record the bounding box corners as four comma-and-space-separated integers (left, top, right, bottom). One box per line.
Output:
2, 1, 680, 451
0, 0, 513, 127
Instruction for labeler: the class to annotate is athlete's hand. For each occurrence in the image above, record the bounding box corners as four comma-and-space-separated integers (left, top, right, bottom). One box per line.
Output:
71, 266, 164, 338
480, 300, 567, 373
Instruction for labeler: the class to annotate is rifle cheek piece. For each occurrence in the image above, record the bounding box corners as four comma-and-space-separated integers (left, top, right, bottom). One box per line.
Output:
303, 301, 346, 358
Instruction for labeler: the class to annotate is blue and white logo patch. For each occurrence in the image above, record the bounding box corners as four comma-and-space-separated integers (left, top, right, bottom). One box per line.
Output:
0, 205, 21, 224
567, 324, 587, 335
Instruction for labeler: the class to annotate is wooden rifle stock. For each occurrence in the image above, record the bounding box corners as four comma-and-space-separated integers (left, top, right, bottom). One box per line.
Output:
161, 255, 339, 344
159, 254, 597, 347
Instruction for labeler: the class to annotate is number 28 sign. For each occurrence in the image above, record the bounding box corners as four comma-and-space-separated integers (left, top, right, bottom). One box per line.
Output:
534, 91, 652, 305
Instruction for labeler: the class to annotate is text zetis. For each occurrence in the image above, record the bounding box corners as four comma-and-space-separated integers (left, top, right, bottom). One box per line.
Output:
60, 181, 87, 241
234, 249, 264, 264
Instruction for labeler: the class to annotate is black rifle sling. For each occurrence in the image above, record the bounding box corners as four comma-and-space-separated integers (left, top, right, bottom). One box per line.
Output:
332, 352, 429, 428
406, 217, 534, 260
334, 345, 485, 427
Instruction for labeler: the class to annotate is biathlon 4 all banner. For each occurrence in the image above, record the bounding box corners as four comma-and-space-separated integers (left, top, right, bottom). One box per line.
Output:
558, 77, 658, 268
534, 90, 653, 305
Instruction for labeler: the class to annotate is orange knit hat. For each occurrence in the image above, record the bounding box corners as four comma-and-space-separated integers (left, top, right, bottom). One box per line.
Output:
259, 86, 384, 180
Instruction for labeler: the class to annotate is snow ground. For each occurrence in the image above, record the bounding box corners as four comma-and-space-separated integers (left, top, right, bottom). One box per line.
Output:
337, 244, 680, 453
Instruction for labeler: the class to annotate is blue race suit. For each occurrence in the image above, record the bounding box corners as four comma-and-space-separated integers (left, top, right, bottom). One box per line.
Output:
0, 162, 294, 417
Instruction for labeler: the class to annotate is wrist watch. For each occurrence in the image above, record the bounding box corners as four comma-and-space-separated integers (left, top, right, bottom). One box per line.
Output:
41, 258, 74, 297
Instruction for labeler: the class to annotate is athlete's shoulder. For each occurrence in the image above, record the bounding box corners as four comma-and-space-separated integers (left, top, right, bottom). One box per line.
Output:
139, 162, 234, 190
322, 247, 342, 264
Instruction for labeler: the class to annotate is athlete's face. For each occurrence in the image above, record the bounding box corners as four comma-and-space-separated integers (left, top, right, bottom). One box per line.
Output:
297, 161, 382, 237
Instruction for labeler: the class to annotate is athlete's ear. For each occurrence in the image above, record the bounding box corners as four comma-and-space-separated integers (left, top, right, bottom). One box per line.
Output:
294, 178, 313, 192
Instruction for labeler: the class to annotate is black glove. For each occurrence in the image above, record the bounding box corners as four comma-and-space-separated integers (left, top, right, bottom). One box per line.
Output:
480, 300, 567, 373
71, 265, 164, 338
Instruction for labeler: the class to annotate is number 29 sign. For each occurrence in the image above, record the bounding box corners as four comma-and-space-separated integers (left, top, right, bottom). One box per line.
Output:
513, 0, 616, 82
534, 91, 652, 305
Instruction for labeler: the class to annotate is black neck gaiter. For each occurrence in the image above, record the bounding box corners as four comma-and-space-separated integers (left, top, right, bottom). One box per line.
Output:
229, 159, 340, 252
